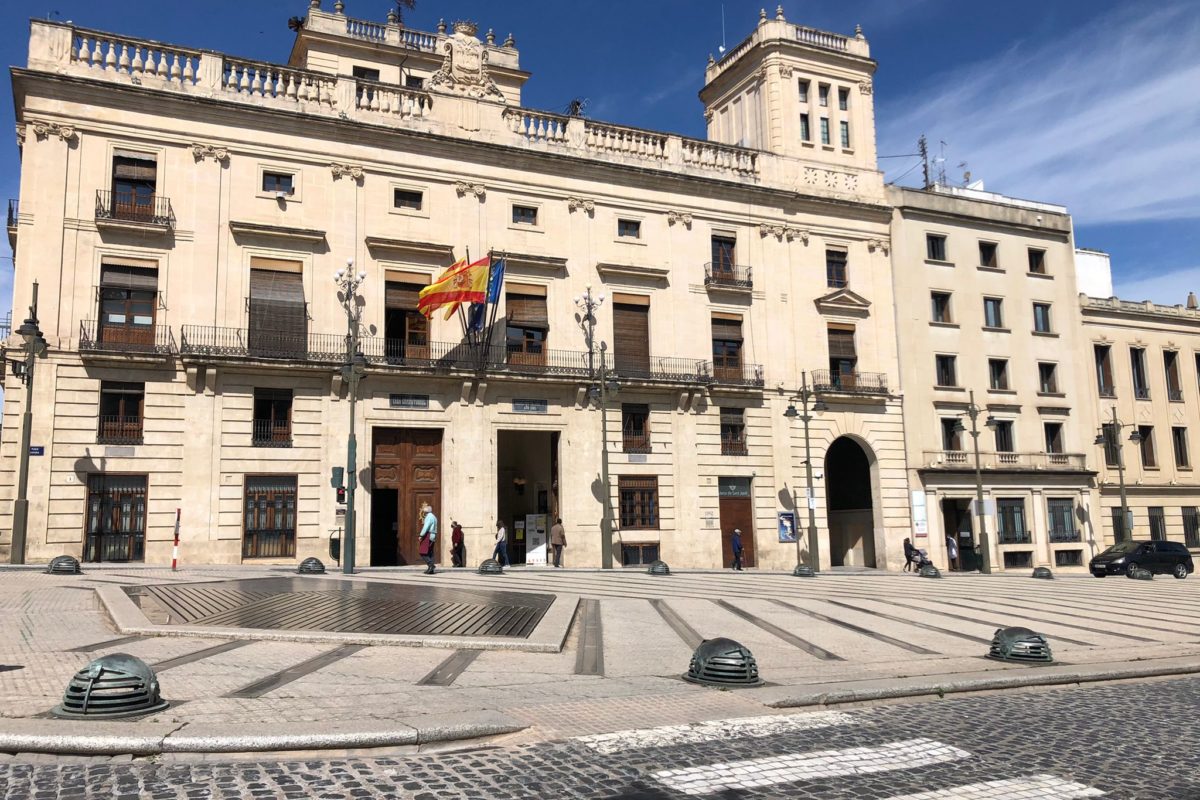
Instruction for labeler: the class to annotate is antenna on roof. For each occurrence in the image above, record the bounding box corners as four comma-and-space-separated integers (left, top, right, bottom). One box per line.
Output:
718, 4, 727, 53
933, 140, 949, 187
918, 135, 930, 189
564, 98, 588, 118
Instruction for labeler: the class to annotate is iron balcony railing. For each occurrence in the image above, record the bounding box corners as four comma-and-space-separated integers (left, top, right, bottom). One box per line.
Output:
622, 434, 651, 454
611, 356, 709, 384
179, 325, 344, 363
251, 419, 292, 448
923, 450, 1087, 470
5, 199, 16, 228
1134, 385, 1151, 400
1169, 388, 1184, 402
709, 361, 764, 387
487, 344, 592, 377
359, 336, 479, 371
704, 262, 753, 289
1098, 384, 1116, 398
721, 435, 748, 456
95, 190, 174, 228
998, 530, 1033, 545
80, 320, 176, 355
1049, 528, 1082, 543
811, 369, 888, 396
96, 416, 143, 446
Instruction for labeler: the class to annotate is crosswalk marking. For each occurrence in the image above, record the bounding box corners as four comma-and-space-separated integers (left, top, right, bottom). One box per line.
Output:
884, 774, 1104, 799
651, 738, 971, 796
574, 711, 857, 755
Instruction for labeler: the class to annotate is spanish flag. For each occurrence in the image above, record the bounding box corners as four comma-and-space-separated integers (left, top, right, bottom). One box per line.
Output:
417, 257, 489, 319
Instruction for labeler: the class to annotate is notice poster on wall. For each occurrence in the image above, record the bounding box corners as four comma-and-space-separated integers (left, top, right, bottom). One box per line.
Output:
525, 514, 548, 565
911, 490, 929, 537
777, 511, 797, 543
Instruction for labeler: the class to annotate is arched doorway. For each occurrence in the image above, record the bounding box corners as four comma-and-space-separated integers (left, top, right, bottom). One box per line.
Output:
824, 437, 876, 567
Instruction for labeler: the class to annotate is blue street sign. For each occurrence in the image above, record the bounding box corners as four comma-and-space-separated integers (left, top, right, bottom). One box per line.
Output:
29, 446, 44, 456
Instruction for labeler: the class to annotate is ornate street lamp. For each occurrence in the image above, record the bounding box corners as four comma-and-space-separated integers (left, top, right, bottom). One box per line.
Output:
334, 261, 368, 575
574, 286, 616, 569
7, 282, 48, 565
783, 372, 827, 572
1094, 407, 1137, 541
951, 390, 998, 573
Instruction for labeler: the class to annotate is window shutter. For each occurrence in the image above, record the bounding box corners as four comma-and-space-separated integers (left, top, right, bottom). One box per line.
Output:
100, 265, 158, 292
711, 318, 743, 341
249, 269, 307, 345
112, 154, 157, 181
613, 303, 650, 371
385, 281, 424, 310
506, 294, 548, 327
828, 327, 856, 358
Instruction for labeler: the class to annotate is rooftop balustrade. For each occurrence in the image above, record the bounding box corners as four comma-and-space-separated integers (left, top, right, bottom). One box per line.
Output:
922, 450, 1088, 471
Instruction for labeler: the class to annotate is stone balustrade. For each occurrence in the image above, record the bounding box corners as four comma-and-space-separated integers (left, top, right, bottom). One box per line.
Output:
355, 80, 433, 119
222, 57, 338, 109
71, 29, 202, 87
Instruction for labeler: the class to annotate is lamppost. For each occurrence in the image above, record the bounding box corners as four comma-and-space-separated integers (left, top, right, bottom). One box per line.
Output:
1093, 407, 1138, 541
574, 286, 617, 569
7, 282, 48, 565
335, 261, 368, 575
783, 372, 827, 572
952, 390, 998, 574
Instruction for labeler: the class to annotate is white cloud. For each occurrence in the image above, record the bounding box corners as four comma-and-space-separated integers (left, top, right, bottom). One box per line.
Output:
878, 2, 1200, 226
1113, 264, 1200, 306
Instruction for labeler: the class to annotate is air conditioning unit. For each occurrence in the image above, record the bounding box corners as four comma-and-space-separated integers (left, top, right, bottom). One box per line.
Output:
275, 190, 288, 200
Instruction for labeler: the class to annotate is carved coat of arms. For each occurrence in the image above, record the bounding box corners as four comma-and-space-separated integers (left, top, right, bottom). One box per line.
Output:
428, 21, 505, 100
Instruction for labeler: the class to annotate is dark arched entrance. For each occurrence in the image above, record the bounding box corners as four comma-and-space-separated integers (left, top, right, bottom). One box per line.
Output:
824, 437, 876, 567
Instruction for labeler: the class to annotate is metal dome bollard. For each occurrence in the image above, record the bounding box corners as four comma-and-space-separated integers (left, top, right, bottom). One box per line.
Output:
987, 627, 1052, 664
478, 558, 504, 575
297, 557, 326, 575
53, 653, 169, 719
918, 564, 942, 579
647, 560, 671, 576
684, 637, 763, 687
45, 555, 83, 575
1127, 566, 1153, 581
1031, 567, 1053, 580
792, 565, 816, 577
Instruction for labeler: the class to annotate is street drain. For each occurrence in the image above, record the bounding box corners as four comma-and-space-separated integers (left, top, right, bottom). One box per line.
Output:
53, 653, 169, 719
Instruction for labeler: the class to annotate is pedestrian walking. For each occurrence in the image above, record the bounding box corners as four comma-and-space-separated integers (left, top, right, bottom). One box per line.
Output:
493, 519, 510, 567
418, 503, 438, 575
451, 521, 465, 568
731, 528, 744, 571
550, 518, 566, 568
945, 533, 959, 571
903, 537, 917, 572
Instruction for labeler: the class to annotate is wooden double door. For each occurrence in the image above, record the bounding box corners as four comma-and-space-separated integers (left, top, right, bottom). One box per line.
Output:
372, 428, 442, 566
719, 477, 755, 568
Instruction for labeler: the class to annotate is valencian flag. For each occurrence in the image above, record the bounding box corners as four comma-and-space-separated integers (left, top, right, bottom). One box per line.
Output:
417, 257, 488, 319
468, 257, 506, 332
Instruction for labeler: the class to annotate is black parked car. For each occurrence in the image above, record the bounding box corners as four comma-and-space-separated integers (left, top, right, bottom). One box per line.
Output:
1090, 540, 1194, 579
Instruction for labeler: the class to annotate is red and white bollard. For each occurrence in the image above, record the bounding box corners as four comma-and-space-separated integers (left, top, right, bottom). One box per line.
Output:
171, 508, 181, 571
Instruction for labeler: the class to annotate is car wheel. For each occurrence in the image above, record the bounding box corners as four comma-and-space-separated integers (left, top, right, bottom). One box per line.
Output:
1125, 561, 1138, 573
1174, 563, 1189, 580
1092, 573, 1105, 578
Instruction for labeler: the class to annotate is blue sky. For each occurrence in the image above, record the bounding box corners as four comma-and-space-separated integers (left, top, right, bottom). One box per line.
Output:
2, 0, 1198, 314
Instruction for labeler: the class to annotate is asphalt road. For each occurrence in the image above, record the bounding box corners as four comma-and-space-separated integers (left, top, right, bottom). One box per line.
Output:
1, 675, 1195, 799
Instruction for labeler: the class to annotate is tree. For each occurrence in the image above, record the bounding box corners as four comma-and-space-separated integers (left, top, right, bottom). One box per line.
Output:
392, 0, 416, 23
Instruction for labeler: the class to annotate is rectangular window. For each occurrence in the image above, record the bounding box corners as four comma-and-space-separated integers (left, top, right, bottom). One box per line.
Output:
838, 87, 849, 110
253, 388, 293, 447
819, 117, 830, 145
799, 113, 811, 141
711, 235, 736, 272
1028, 248, 1047, 274
351, 65, 381, 81
110, 151, 158, 222
1003, 551, 1033, 569
618, 476, 659, 530
1055, 550, 1083, 567
612, 301, 651, 375
926, 234, 947, 261
941, 417, 962, 451
1102, 423, 1120, 467
1130, 347, 1149, 399
84, 474, 148, 562
262, 171, 294, 195
1149, 506, 1167, 541
798, 80, 809, 103
1173, 426, 1190, 468
1111, 506, 1130, 542
997, 498, 1029, 544
1139, 425, 1157, 468
1044, 422, 1064, 454
1033, 303, 1053, 333
1184, 507, 1200, 547
1047, 498, 1077, 542
711, 316, 744, 383
720, 408, 748, 455
621, 542, 661, 566
839, 120, 850, 148
404, 74, 425, 89
617, 219, 642, 239
1165, 351, 1183, 401
979, 242, 998, 268
994, 420, 1015, 453
1038, 362, 1059, 394
1095, 345, 1114, 397
512, 204, 538, 225
621, 404, 651, 454
384, 280, 430, 363
983, 297, 1004, 329
935, 354, 957, 387
243, 476, 297, 558
248, 265, 307, 358
819, 83, 830, 107
825, 249, 848, 288
931, 292, 952, 323
393, 188, 423, 210
827, 325, 857, 379
97, 381, 144, 445
989, 358, 1009, 390
505, 291, 549, 367
98, 264, 158, 349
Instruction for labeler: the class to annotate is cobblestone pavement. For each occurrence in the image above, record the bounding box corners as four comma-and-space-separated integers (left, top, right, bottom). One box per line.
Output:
0, 676, 1195, 798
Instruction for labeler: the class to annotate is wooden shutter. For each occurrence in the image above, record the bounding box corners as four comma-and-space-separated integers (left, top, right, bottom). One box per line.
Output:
507, 294, 547, 327
249, 269, 307, 349
112, 153, 157, 181
100, 265, 158, 292
711, 317, 743, 341
385, 282, 423, 310
828, 327, 856, 358
613, 303, 650, 372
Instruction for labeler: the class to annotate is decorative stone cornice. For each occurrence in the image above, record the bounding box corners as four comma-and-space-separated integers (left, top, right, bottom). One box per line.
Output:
191, 143, 230, 163
667, 210, 693, 228
454, 181, 486, 198
867, 238, 890, 255
30, 121, 76, 142
759, 223, 808, 243
330, 162, 365, 181
858, 80, 873, 95
15, 125, 25, 149
779, 64, 794, 78
566, 197, 595, 214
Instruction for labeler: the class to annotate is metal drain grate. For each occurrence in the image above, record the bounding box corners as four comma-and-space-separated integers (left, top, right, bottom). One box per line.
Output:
46, 555, 82, 575
1031, 567, 1053, 580
793, 565, 816, 577
987, 627, 1053, 663
297, 557, 326, 575
647, 560, 671, 576
478, 559, 504, 575
53, 654, 168, 719
684, 637, 762, 687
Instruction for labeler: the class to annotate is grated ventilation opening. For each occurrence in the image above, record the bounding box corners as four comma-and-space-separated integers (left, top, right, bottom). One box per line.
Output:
647, 560, 671, 576
684, 637, 762, 687
792, 565, 816, 577
46, 555, 83, 575
52, 653, 168, 719
987, 626, 1053, 664
478, 558, 504, 575
297, 557, 326, 575
1031, 567, 1053, 580
918, 564, 941, 579
1127, 567, 1153, 581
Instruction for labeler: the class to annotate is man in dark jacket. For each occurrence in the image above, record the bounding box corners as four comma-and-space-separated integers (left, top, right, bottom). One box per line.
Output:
450, 521, 465, 568
731, 528, 744, 571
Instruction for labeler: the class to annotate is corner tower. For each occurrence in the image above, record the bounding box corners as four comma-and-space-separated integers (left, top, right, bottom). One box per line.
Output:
699, 6, 877, 172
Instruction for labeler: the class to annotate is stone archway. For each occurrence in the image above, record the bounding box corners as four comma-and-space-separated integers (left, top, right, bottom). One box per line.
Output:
824, 437, 877, 567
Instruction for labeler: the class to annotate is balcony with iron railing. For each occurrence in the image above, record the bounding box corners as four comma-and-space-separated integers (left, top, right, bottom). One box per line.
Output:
80, 319, 175, 356
612, 356, 709, 385
96, 416, 143, 446
811, 369, 888, 396
1169, 388, 1184, 402
720, 434, 749, 456
922, 450, 1088, 471
488, 344, 592, 378
359, 336, 479, 371
622, 433, 652, 454
1098, 384, 1116, 398
95, 190, 174, 229
709, 361, 764, 388
1049, 528, 1082, 544
704, 263, 753, 290
179, 325, 344, 363
998, 529, 1033, 545
1134, 385, 1151, 400
251, 419, 292, 448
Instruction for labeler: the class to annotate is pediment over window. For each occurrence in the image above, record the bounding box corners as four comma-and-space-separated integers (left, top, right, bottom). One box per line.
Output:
814, 288, 871, 318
